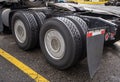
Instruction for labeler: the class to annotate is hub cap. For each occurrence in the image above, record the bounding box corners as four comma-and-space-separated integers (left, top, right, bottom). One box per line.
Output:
14, 20, 27, 43
44, 29, 65, 60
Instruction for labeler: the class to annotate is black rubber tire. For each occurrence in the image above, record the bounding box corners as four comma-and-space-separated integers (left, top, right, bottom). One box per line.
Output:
116, 2, 120, 6
40, 17, 82, 70
105, 2, 114, 6
66, 16, 87, 35
30, 11, 46, 47
31, 11, 46, 30
24, 0, 45, 7
105, 2, 110, 6
66, 16, 88, 60
11, 11, 39, 50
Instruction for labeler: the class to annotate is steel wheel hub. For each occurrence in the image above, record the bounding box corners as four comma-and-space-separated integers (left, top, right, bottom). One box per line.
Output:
14, 20, 27, 43
44, 29, 65, 60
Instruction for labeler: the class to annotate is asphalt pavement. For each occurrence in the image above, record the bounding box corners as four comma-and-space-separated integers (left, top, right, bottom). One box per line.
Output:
1, 31, 120, 82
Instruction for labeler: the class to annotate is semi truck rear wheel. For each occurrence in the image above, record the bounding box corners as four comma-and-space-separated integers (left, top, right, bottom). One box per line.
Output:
30, 11, 46, 46
31, 11, 46, 30
11, 11, 39, 50
116, 2, 120, 6
66, 16, 88, 60
40, 17, 82, 69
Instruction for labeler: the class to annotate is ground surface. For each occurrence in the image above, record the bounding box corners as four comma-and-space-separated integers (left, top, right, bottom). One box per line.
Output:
1, 33, 120, 82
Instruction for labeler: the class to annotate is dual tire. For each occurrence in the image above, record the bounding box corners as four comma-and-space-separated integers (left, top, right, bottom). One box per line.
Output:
105, 1, 120, 6
12, 11, 88, 69
11, 11, 45, 50
40, 17, 88, 69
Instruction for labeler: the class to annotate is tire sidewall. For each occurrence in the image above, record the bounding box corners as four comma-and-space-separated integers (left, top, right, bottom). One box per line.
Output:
11, 12, 32, 50
40, 19, 76, 69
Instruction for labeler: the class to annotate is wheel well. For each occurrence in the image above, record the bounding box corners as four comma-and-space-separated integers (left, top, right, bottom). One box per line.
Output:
9, 11, 16, 29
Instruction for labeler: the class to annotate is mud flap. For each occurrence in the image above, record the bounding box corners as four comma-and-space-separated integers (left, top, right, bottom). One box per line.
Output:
87, 30, 105, 78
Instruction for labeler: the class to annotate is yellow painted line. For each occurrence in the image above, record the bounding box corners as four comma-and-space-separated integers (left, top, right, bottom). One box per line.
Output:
0, 49, 49, 82
77, 1, 107, 4
69, 0, 107, 4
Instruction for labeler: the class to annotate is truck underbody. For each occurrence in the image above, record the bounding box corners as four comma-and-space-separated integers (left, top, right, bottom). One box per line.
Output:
0, 1, 120, 78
